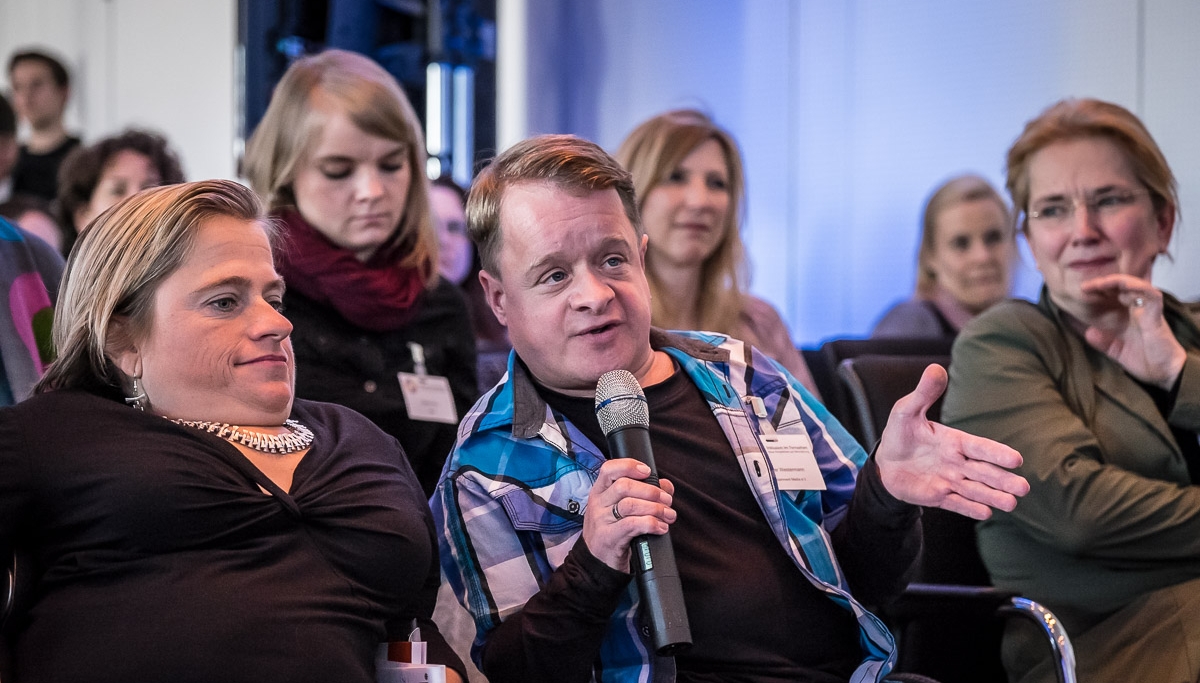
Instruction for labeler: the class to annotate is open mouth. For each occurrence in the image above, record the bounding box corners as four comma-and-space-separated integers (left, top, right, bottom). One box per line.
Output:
579, 322, 619, 336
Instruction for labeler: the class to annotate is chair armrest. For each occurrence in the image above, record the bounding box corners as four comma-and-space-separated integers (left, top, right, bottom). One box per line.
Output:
887, 583, 1015, 621
2, 559, 12, 627
1001, 597, 1076, 683
888, 584, 1077, 683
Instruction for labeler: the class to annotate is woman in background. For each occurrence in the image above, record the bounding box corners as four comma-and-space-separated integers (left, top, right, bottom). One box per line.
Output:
943, 98, 1200, 683
873, 174, 1016, 339
55, 128, 185, 256
243, 49, 476, 497
615, 109, 819, 397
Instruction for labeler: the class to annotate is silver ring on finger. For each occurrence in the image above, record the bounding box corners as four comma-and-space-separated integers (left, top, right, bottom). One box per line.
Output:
612, 503, 624, 521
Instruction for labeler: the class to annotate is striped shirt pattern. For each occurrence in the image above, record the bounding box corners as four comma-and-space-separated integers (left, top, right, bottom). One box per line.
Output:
432, 329, 897, 682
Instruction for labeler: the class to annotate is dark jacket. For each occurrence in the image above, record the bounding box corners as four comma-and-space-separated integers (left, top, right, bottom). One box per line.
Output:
286, 276, 478, 496
943, 288, 1200, 632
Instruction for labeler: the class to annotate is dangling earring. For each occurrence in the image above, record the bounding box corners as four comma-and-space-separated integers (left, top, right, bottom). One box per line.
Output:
125, 377, 147, 411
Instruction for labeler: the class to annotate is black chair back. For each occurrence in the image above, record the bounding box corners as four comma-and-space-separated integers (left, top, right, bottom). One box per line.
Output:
837, 352, 1008, 683
810, 337, 953, 444
836, 354, 950, 445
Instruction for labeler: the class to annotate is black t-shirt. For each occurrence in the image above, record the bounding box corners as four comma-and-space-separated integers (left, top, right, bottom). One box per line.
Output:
12, 136, 81, 201
285, 276, 478, 497
0, 388, 466, 683
537, 366, 862, 682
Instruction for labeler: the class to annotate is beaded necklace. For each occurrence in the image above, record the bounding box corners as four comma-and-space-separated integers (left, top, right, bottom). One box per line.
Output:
172, 418, 314, 455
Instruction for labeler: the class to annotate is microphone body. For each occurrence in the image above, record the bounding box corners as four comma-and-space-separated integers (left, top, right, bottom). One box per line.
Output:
595, 370, 691, 655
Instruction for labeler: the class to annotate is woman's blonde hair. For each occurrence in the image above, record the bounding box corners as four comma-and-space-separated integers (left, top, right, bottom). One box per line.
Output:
615, 109, 747, 334
37, 180, 270, 393
1006, 98, 1179, 233
243, 49, 437, 282
916, 174, 1013, 298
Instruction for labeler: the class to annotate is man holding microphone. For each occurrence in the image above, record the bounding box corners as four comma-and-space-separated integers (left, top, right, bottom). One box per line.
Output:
432, 134, 1028, 683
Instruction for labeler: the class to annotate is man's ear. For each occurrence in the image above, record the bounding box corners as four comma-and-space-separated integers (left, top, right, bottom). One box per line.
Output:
478, 269, 508, 327
638, 233, 648, 266
106, 317, 141, 379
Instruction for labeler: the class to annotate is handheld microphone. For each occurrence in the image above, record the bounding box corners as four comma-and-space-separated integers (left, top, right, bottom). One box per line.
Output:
595, 369, 692, 655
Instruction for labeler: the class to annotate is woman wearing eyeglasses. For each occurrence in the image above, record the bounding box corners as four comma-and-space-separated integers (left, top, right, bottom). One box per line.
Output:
942, 98, 1200, 683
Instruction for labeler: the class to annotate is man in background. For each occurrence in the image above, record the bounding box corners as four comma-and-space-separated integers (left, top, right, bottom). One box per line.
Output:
8, 49, 81, 201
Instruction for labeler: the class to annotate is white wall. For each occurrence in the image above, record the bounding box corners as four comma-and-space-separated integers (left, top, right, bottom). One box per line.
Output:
0, 0, 239, 182
503, 0, 1200, 344
4, 0, 1196, 344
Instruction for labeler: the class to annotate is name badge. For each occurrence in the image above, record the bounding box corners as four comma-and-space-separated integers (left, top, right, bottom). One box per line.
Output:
398, 372, 458, 424
761, 433, 826, 491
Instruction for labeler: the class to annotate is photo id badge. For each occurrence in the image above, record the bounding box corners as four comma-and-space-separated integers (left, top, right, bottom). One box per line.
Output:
761, 433, 826, 491
397, 372, 458, 424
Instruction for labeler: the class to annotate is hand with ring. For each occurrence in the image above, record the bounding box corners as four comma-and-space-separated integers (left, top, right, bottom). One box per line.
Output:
1080, 273, 1187, 389
581, 458, 676, 572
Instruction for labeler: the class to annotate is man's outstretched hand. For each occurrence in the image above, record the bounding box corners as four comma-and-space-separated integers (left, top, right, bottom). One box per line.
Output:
876, 364, 1030, 520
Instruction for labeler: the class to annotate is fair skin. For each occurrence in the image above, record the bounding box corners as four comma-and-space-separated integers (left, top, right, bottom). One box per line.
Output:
111, 216, 305, 491
431, 184, 473, 284
482, 182, 1029, 571
292, 107, 411, 262
8, 60, 69, 152
75, 149, 162, 232
638, 138, 731, 328
104, 215, 469, 683
1025, 136, 1185, 390
927, 199, 1014, 324
13, 208, 63, 252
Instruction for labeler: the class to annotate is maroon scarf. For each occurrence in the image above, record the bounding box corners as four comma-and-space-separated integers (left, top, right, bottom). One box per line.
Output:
274, 209, 425, 332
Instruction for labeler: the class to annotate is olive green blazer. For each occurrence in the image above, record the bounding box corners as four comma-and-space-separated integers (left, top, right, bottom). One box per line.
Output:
942, 287, 1200, 632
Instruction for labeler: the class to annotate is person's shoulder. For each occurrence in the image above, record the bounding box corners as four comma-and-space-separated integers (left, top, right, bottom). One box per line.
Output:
737, 293, 789, 337
3, 387, 117, 421
51, 136, 82, 158
1168, 292, 1200, 320
955, 297, 1059, 362
654, 328, 733, 363
0, 218, 63, 267
871, 299, 941, 338
414, 276, 473, 327
422, 275, 469, 306
740, 293, 783, 323
961, 298, 1046, 337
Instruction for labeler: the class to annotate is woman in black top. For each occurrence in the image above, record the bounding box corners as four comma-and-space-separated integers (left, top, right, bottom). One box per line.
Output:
0, 180, 466, 683
244, 50, 476, 497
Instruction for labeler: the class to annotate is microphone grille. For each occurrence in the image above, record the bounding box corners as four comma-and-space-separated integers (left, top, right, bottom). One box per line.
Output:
594, 369, 649, 435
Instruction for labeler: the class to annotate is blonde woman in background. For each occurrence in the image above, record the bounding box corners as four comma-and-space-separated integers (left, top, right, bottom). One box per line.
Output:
873, 174, 1017, 339
616, 109, 819, 397
243, 49, 476, 497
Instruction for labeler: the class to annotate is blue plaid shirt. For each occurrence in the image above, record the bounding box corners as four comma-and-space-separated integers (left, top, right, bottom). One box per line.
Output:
432, 329, 897, 682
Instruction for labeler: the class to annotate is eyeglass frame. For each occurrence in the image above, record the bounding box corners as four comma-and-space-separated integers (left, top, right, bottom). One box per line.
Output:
1025, 187, 1152, 225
